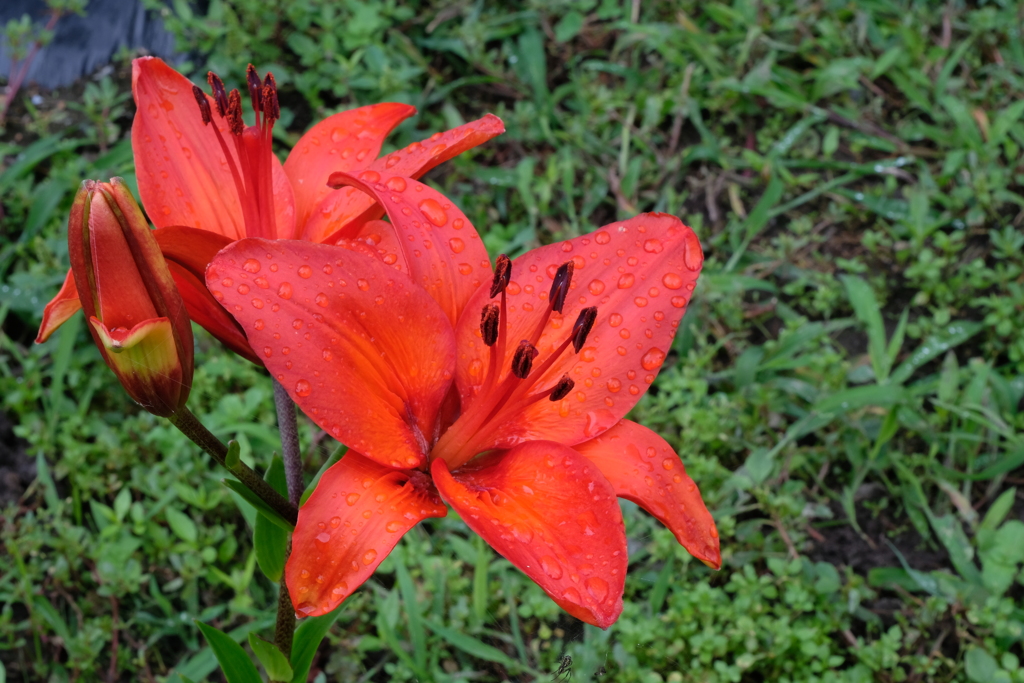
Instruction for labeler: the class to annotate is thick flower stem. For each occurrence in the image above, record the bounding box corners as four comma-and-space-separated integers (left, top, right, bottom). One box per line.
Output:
273, 380, 303, 506
274, 542, 296, 659
168, 407, 298, 526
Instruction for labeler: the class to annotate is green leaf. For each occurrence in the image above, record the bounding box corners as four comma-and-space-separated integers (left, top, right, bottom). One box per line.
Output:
841, 275, 889, 382
254, 456, 289, 582
291, 604, 344, 683
248, 633, 293, 682
981, 488, 1017, 532
890, 322, 982, 385
222, 479, 294, 531
965, 647, 1000, 683
424, 620, 520, 669
814, 385, 906, 414
393, 545, 427, 671
0, 659, 6, 683
195, 621, 263, 683
926, 511, 982, 585
165, 508, 198, 545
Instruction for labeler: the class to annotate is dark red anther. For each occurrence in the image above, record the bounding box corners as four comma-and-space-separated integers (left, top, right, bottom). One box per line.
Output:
549, 260, 574, 313
571, 306, 597, 353
480, 304, 500, 346
511, 340, 539, 379
490, 254, 511, 298
549, 374, 575, 401
246, 64, 263, 113
207, 72, 229, 116
191, 85, 212, 125
262, 72, 280, 121
226, 90, 245, 135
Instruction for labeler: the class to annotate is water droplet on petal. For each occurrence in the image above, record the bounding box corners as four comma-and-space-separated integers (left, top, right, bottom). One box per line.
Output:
671, 296, 688, 308
278, 282, 293, 299
346, 493, 361, 506
243, 258, 261, 273
595, 231, 610, 244
540, 556, 563, 579
315, 532, 331, 544
448, 237, 465, 253
298, 265, 313, 278
585, 576, 609, 602
643, 238, 663, 253
419, 198, 448, 226
662, 458, 676, 470
641, 348, 666, 371
295, 379, 312, 397
385, 176, 406, 191
357, 279, 370, 291
588, 279, 605, 295
362, 549, 378, 565
315, 292, 329, 307
386, 521, 402, 532
662, 272, 684, 289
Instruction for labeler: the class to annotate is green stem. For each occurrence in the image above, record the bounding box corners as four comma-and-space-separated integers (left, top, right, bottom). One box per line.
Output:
168, 407, 298, 526
274, 541, 296, 659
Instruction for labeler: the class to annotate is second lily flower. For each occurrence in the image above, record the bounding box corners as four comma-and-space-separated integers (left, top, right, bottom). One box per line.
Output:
206, 166, 719, 628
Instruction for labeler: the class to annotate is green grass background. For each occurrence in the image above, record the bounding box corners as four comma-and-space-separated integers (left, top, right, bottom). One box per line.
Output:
3, 0, 1024, 681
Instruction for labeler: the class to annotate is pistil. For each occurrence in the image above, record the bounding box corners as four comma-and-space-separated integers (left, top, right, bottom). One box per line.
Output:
190, 65, 280, 240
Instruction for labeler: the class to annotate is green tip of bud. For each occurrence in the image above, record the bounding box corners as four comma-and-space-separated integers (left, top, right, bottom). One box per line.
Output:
225, 440, 241, 469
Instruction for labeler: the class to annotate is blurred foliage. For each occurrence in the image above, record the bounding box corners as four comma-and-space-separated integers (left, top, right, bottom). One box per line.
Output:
3, 0, 1024, 681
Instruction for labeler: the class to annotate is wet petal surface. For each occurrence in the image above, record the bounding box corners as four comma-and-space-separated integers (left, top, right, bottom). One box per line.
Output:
207, 238, 456, 469
452, 213, 703, 453
286, 451, 446, 618
574, 419, 720, 568
432, 441, 627, 628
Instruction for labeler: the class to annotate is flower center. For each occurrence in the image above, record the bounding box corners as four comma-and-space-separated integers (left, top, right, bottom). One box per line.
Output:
191, 65, 280, 240
431, 255, 597, 469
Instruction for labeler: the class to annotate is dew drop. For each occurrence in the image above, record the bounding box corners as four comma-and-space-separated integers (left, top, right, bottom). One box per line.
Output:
322, 348, 333, 361
315, 532, 331, 544
251, 298, 264, 309
278, 282, 293, 299
418, 198, 448, 226
662, 458, 676, 471
662, 272, 684, 290
595, 231, 611, 244
254, 319, 264, 330
237, 284, 250, 295
540, 556, 563, 579
643, 238, 664, 253
448, 237, 465, 253
458, 263, 473, 275
362, 549, 378, 565
617, 273, 635, 289
330, 516, 342, 528
346, 493, 361, 506
585, 576, 609, 602
641, 348, 665, 371
609, 313, 623, 327
242, 258, 261, 273
606, 378, 622, 393
588, 279, 606, 295
562, 587, 582, 604
386, 521, 402, 533
357, 279, 370, 291
385, 176, 407, 191
295, 379, 312, 397
453, 218, 465, 230
634, 296, 648, 307
683, 231, 704, 271
298, 265, 313, 279
671, 296, 688, 308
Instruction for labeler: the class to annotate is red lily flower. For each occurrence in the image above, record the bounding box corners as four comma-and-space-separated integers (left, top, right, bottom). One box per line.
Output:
36, 57, 504, 363
206, 175, 718, 627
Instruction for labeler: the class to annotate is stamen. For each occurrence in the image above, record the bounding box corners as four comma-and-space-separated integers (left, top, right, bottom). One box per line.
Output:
549, 261, 574, 313
490, 254, 511, 297
246, 64, 263, 114
549, 375, 574, 401
480, 304, 500, 346
571, 306, 597, 352
226, 90, 245, 135
511, 340, 538, 379
207, 72, 228, 116
262, 75, 280, 122
191, 85, 212, 125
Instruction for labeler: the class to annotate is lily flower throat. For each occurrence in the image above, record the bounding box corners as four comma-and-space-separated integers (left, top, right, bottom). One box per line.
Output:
190, 65, 279, 240
431, 255, 597, 469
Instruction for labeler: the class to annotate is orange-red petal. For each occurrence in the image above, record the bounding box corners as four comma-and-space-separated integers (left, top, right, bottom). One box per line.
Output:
325, 172, 490, 325
36, 269, 81, 343
573, 420, 720, 569
431, 442, 627, 628
286, 451, 447, 618
283, 103, 416, 231
206, 238, 456, 469
301, 114, 505, 244
167, 262, 260, 364
453, 213, 703, 453
131, 56, 296, 239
